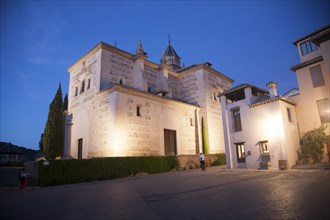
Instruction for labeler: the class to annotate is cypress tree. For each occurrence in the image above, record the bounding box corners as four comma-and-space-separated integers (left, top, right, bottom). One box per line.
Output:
39, 133, 44, 151
63, 94, 68, 112
201, 117, 209, 154
43, 84, 64, 160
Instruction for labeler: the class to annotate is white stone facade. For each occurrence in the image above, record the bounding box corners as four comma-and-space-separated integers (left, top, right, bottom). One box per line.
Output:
290, 25, 330, 136
220, 84, 300, 169
64, 41, 233, 159
219, 25, 330, 170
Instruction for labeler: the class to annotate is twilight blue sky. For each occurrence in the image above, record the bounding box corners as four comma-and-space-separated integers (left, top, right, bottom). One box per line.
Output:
1, 1, 329, 150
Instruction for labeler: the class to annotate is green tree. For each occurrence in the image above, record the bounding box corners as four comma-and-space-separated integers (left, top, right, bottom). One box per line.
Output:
299, 125, 327, 163
43, 84, 64, 160
39, 133, 44, 151
63, 94, 68, 112
201, 117, 209, 154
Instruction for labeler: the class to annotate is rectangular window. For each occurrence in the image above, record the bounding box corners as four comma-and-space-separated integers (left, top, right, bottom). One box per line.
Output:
259, 141, 269, 154
310, 65, 325, 88
87, 78, 91, 90
317, 98, 330, 123
137, 105, 142, 117
75, 86, 78, 97
190, 118, 194, 126
231, 108, 242, 132
287, 108, 292, 122
235, 143, 246, 163
300, 40, 317, 55
80, 80, 85, 94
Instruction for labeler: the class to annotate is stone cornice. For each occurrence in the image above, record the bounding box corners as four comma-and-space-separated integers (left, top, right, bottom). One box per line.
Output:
67, 43, 103, 72
99, 84, 201, 109
176, 63, 234, 83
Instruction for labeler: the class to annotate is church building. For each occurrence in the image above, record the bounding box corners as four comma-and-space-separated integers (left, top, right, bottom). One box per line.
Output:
64, 39, 233, 159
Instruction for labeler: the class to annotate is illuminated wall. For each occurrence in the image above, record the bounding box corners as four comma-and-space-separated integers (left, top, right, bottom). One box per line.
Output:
291, 40, 330, 136
221, 86, 300, 169
66, 42, 237, 158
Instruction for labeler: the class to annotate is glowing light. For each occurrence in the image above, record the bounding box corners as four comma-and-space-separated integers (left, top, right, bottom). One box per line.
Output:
112, 128, 126, 156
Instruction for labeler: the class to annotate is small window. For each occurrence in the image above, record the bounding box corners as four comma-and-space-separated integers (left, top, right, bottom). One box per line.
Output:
137, 105, 142, 117
259, 141, 269, 154
190, 118, 194, 126
300, 40, 317, 55
287, 108, 292, 122
75, 86, 78, 97
82, 61, 86, 72
310, 65, 325, 88
87, 78, 91, 90
80, 80, 85, 94
317, 98, 330, 123
231, 108, 242, 132
214, 92, 217, 101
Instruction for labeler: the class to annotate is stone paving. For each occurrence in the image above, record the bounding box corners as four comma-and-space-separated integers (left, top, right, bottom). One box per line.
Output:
1, 166, 329, 220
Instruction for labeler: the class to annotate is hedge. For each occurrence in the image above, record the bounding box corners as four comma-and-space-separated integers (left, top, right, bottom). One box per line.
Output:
211, 153, 226, 166
38, 156, 179, 186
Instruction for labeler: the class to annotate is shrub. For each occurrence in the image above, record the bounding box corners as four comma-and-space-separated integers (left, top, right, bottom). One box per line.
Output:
211, 153, 226, 166
299, 125, 327, 164
38, 156, 179, 186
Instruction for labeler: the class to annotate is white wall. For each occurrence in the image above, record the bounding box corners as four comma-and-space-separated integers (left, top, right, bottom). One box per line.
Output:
223, 90, 300, 169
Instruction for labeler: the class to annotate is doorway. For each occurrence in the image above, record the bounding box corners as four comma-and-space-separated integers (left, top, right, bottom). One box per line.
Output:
164, 129, 177, 155
78, 138, 83, 159
235, 143, 246, 163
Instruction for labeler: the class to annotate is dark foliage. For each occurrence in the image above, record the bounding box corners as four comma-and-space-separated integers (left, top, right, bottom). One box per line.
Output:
38, 156, 179, 186
43, 84, 64, 160
211, 153, 226, 166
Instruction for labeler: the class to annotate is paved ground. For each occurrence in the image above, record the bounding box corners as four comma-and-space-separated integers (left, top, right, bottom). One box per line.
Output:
1, 166, 329, 220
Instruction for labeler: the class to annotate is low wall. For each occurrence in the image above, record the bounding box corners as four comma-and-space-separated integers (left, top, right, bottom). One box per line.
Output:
24, 161, 39, 186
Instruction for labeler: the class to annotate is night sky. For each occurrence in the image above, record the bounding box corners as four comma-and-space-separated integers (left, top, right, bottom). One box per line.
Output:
1, 1, 329, 150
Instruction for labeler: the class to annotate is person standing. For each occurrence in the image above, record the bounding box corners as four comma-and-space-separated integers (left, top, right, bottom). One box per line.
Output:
199, 153, 206, 171
19, 168, 28, 191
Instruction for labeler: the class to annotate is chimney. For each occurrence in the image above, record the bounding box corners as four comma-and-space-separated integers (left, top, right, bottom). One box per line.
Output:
266, 81, 278, 98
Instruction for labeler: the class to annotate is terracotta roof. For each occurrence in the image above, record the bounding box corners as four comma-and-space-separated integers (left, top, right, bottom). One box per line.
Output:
250, 94, 270, 105
283, 88, 300, 98
311, 26, 330, 45
249, 96, 296, 108
291, 56, 323, 71
220, 83, 268, 96
292, 24, 330, 45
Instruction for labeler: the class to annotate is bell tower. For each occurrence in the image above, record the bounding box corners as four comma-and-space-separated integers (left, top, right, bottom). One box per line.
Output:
160, 35, 181, 70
